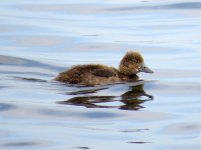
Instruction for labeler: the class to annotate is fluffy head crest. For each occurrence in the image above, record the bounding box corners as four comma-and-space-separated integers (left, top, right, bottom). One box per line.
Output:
119, 51, 144, 75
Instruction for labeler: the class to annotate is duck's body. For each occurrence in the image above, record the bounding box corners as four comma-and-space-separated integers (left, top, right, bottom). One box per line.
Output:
55, 51, 153, 86
56, 64, 138, 85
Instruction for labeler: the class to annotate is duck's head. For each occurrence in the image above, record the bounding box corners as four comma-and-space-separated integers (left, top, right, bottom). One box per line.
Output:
119, 51, 154, 76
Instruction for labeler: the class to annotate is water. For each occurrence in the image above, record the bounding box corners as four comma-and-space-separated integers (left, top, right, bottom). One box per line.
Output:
0, 0, 201, 149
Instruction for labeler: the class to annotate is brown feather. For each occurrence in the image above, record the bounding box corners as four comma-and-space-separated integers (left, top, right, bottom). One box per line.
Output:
55, 51, 147, 85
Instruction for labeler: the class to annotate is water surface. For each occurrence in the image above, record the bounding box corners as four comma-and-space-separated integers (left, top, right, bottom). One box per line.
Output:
0, 0, 201, 150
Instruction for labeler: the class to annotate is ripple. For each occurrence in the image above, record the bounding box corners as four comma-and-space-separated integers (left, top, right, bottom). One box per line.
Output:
2, 142, 37, 147
127, 141, 152, 144
106, 2, 201, 12
82, 111, 122, 119
0, 55, 63, 79
167, 2, 201, 9
121, 128, 149, 133
163, 122, 201, 135
13, 76, 47, 82
0, 55, 62, 71
38, 108, 73, 117
0, 55, 64, 70
15, 2, 201, 16
0, 86, 7, 89
0, 103, 16, 112
75, 147, 90, 150
0, 55, 27, 65
66, 87, 108, 95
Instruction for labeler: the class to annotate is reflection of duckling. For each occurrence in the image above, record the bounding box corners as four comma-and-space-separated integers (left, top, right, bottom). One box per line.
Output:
120, 85, 153, 110
57, 84, 153, 111
55, 51, 153, 86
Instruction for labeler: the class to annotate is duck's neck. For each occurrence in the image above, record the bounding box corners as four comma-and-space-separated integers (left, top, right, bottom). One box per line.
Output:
117, 71, 139, 82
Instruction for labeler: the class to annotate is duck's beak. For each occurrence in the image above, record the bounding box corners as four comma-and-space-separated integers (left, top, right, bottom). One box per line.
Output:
139, 63, 154, 73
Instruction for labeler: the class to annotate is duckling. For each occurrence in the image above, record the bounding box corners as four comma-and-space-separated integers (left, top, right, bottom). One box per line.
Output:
55, 51, 153, 86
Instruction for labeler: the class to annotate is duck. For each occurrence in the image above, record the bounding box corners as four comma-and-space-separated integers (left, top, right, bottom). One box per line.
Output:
55, 51, 153, 86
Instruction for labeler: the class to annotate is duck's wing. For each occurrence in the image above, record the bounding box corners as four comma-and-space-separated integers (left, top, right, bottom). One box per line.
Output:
92, 68, 118, 77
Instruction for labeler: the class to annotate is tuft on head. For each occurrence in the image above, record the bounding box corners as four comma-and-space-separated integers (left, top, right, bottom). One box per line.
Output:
119, 51, 144, 76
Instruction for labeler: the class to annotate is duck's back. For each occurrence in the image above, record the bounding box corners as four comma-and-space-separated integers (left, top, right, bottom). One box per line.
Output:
55, 64, 120, 85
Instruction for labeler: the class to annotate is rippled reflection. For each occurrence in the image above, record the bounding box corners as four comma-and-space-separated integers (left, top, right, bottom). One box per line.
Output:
58, 84, 153, 111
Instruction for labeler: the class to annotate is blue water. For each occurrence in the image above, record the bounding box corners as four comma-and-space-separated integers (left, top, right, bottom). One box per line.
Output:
0, 0, 201, 150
